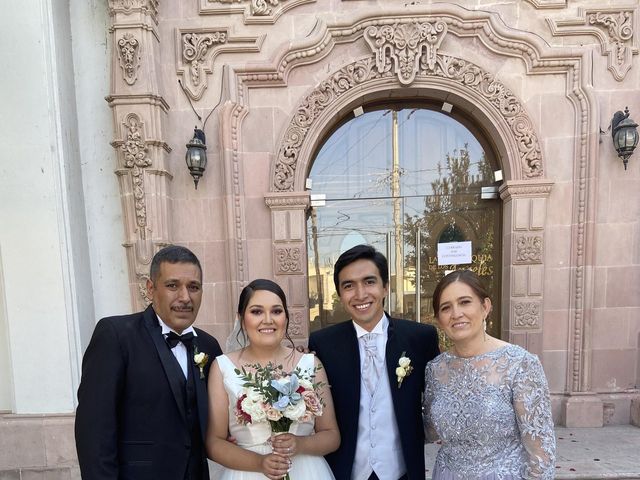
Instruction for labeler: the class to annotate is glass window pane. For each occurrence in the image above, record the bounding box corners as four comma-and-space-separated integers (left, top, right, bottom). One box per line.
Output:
307, 106, 501, 340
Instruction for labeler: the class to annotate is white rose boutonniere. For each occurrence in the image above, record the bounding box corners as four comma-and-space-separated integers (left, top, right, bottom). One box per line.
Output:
193, 347, 210, 379
396, 351, 413, 388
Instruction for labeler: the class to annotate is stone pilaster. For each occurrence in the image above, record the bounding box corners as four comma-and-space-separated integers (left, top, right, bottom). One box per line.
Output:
107, 0, 172, 310
500, 180, 553, 358
264, 192, 310, 342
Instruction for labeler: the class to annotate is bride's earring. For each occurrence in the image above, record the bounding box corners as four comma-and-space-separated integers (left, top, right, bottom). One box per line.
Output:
483, 317, 488, 340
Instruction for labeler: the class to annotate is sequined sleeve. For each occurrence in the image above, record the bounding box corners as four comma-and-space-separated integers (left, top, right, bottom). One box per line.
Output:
512, 353, 556, 479
422, 363, 439, 443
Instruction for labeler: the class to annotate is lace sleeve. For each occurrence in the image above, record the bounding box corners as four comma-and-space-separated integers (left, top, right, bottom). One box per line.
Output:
422, 363, 439, 443
512, 353, 556, 479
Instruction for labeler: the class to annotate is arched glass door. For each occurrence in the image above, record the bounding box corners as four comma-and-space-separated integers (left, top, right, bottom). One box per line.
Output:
307, 107, 501, 339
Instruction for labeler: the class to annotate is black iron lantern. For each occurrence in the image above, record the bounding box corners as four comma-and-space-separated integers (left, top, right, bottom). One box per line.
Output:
611, 107, 639, 170
185, 127, 207, 189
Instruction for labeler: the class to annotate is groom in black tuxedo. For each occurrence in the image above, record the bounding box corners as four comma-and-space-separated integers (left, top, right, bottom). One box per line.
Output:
75, 245, 222, 480
309, 245, 440, 480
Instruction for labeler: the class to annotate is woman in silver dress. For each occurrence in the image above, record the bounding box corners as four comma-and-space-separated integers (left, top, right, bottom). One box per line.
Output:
423, 270, 556, 479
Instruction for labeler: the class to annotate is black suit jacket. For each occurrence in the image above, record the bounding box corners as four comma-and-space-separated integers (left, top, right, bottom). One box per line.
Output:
309, 316, 439, 480
75, 305, 222, 480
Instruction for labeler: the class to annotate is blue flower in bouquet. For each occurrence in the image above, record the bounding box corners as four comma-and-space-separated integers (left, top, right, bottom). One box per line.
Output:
271, 374, 302, 410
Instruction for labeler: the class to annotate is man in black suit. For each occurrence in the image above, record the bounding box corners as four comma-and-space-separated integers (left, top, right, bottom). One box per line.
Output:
309, 245, 440, 480
75, 245, 222, 480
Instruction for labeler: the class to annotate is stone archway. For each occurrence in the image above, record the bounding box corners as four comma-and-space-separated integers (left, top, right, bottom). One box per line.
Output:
227, 7, 597, 422
266, 35, 553, 360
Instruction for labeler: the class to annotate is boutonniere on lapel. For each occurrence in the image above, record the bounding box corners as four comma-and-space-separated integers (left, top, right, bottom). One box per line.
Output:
395, 352, 413, 388
193, 346, 209, 379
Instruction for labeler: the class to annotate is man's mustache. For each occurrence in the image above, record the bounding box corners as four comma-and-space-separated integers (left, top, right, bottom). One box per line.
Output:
171, 305, 193, 312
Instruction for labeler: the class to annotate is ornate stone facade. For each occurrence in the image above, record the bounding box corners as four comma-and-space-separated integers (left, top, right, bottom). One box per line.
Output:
103, 0, 640, 428
9, 0, 640, 476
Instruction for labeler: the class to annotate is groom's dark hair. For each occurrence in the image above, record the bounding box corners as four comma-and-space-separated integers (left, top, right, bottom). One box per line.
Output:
149, 245, 202, 282
333, 244, 389, 293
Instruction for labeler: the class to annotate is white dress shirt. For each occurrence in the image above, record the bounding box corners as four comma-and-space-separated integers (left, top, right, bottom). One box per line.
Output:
352, 315, 406, 480
157, 315, 197, 379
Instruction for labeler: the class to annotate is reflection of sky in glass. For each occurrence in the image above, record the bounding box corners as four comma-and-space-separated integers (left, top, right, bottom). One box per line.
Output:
310, 109, 486, 200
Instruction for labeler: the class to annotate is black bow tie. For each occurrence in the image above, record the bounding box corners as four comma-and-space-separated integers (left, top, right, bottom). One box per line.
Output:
165, 331, 195, 349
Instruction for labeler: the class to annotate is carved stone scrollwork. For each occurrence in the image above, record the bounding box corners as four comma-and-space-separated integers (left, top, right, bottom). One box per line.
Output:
515, 235, 543, 263
588, 11, 635, 80
289, 310, 303, 336
513, 301, 541, 328
182, 32, 227, 99
117, 33, 141, 85
121, 114, 152, 238
364, 21, 448, 85
208, 0, 287, 16
276, 246, 302, 274
273, 54, 542, 191
548, 9, 637, 81
137, 273, 152, 305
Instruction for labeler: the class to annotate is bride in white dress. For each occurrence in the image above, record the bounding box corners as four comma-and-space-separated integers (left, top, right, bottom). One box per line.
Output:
207, 279, 339, 480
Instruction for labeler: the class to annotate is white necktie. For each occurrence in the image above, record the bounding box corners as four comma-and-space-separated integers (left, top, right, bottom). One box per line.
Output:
362, 333, 381, 395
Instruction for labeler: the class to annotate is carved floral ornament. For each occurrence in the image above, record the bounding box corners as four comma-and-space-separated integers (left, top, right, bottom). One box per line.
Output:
274, 40, 543, 191
276, 246, 302, 274
515, 235, 543, 263
513, 302, 540, 328
121, 114, 152, 237
117, 33, 141, 85
364, 21, 448, 86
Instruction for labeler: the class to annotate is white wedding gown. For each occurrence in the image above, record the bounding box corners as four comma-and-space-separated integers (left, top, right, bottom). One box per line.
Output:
215, 353, 336, 480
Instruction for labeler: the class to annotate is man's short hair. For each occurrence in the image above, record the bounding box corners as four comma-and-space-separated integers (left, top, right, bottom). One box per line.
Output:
333, 244, 389, 293
149, 245, 202, 282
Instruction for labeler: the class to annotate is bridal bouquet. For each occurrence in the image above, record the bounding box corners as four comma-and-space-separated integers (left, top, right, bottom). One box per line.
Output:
234, 362, 325, 479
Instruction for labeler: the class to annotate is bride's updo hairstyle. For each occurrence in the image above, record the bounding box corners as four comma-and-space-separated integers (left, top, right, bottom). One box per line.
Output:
236, 279, 295, 349
432, 269, 490, 315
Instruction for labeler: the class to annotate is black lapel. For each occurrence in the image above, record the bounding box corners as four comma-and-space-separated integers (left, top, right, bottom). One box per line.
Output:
143, 306, 188, 425
341, 322, 362, 438
191, 335, 209, 441
385, 317, 406, 408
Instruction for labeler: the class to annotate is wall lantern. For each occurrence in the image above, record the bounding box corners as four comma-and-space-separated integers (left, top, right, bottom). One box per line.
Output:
185, 127, 207, 189
611, 107, 639, 170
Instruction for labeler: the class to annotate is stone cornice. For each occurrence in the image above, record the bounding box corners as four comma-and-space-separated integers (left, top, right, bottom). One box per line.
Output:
105, 93, 170, 112
499, 180, 554, 201
264, 192, 310, 209
108, 0, 159, 24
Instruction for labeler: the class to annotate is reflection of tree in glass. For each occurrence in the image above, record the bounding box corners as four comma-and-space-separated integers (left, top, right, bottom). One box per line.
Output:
402, 144, 500, 339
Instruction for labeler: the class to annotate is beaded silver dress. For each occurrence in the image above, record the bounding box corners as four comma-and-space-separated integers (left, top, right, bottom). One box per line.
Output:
423, 344, 556, 480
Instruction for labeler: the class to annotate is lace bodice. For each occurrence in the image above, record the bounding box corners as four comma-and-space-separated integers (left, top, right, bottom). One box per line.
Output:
423, 344, 556, 479
217, 354, 316, 448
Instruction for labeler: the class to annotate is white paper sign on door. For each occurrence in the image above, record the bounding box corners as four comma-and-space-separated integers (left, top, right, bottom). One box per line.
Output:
437, 241, 472, 266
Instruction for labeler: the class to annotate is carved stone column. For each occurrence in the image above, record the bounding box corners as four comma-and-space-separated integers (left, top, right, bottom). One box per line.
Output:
499, 180, 553, 357
107, 0, 172, 309
264, 192, 310, 344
